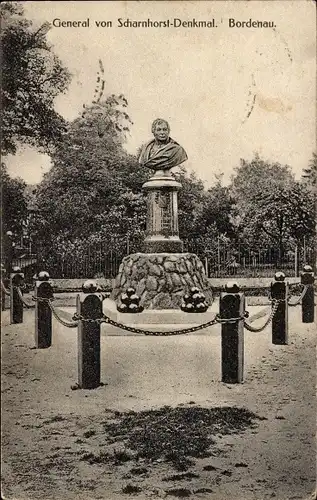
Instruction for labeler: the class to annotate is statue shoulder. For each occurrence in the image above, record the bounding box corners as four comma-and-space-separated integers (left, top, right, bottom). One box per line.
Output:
169, 138, 184, 148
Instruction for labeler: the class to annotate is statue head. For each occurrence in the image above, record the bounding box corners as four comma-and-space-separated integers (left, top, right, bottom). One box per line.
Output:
151, 118, 170, 143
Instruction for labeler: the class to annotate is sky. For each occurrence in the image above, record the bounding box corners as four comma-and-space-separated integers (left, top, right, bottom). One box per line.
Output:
6, 0, 316, 186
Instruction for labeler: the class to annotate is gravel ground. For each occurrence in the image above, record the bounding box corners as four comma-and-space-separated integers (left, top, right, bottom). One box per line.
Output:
1, 305, 316, 500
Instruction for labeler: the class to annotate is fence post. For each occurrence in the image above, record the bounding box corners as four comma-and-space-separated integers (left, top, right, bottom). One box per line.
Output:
301, 265, 315, 323
219, 281, 245, 384
77, 280, 103, 389
271, 272, 288, 345
1, 264, 6, 311
294, 245, 299, 278
34, 271, 54, 348
10, 267, 24, 324
204, 257, 208, 277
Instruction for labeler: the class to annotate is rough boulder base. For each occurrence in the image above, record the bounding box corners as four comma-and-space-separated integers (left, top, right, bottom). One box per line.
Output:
112, 253, 212, 310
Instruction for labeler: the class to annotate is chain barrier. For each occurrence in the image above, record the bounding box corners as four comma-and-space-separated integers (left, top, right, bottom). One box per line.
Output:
10, 286, 303, 336
17, 287, 36, 309
72, 312, 223, 336
48, 301, 79, 328
1, 280, 10, 296
70, 312, 249, 336
244, 300, 280, 333
287, 285, 308, 307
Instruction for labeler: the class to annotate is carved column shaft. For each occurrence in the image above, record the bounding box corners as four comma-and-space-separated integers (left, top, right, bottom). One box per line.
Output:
142, 171, 182, 253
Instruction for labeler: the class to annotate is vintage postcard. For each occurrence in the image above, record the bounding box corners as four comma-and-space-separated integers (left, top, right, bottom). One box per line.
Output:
1, 1, 316, 499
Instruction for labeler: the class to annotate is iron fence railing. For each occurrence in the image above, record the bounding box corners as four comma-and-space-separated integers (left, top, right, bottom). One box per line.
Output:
2, 237, 314, 281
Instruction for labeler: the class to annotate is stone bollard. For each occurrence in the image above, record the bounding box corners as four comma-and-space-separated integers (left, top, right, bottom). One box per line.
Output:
271, 272, 288, 345
219, 281, 245, 384
77, 280, 103, 389
301, 265, 315, 323
10, 267, 24, 324
34, 271, 54, 348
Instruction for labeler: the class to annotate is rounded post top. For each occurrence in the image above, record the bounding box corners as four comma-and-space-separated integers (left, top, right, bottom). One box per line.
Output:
225, 281, 240, 293
82, 280, 99, 294
38, 271, 50, 281
303, 264, 313, 273
274, 271, 285, 282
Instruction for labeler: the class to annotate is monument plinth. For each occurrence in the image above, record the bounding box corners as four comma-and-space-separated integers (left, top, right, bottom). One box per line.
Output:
112, 252, 212, 310
142, 170, 182, 253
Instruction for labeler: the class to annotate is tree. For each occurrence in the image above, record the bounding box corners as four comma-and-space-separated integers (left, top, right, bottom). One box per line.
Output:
230, 155, 315, 263
198, 180, 236, 239
243, 183, 314, 252
33, 97, 148, 246
1, 1, 71, 156
174, 166, 206, 242
1, 163, 27, 236
301, 152, 317, 271
302, 152, 317, 190
230, 153, 294, 217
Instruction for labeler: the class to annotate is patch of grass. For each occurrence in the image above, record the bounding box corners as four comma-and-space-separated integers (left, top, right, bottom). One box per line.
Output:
80, 448, 134, 466
130, 467, 148, 475
122, 484, 142, 494
165, 488, 192, 497
103, 406, 264, 471
113, 448, 135, 464
162, 472, 200, 481
43, 415, 66, 424
83, 430, 96, 438
80, 451, 110, 464
203, 464, 218, 471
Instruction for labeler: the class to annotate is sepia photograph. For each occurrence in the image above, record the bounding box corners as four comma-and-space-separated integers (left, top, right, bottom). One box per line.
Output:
1, 1, 316, 499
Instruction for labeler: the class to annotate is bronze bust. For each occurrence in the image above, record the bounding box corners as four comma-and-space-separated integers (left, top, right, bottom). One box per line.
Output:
138, 119, 188, 172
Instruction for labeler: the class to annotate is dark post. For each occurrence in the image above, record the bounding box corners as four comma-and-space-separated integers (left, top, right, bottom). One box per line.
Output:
271, 271, 288, 345
77, 280, 103, 389
10, 267, 24, 324
301, 265, 315, 323
34, 271, 54, 348
219, 281, 245, 384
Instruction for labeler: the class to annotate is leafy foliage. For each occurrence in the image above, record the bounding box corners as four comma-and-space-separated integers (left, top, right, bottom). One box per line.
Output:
32, 97, 148, 262
302, 152, 317, 190
229, 154, 315, 257
1, 1, 71, 155
1, 163, 27, 236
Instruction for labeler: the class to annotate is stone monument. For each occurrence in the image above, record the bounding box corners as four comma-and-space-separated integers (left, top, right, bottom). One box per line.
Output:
140, 118, 187, 253
112, 119, 212, 310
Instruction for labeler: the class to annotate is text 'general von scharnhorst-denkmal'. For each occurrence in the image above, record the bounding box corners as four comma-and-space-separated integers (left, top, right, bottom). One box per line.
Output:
51, 18, 277, 29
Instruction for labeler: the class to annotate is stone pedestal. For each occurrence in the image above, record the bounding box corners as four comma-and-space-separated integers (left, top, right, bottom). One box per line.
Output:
142, 170, 182, 253
112, 253, 212, 310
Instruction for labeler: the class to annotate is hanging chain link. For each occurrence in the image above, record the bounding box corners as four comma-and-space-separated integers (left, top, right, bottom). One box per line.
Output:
244, 299, 280, 332
48, 301, 79, 328
72, 312, 221, 336
16, 287, 36, 309
70, 311, 249, 336
287, 285, 308, 307
1, 280, 10, 296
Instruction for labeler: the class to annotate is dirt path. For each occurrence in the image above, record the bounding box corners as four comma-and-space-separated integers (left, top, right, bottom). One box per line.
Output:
1, 306, 316, 500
